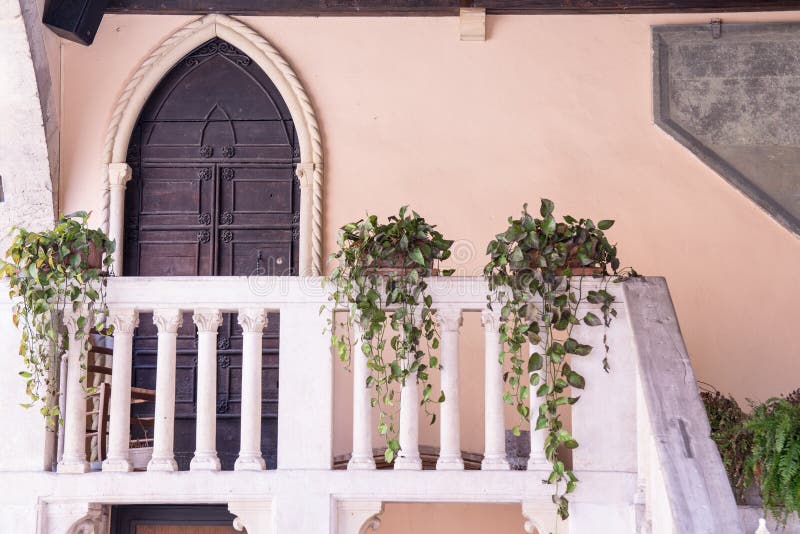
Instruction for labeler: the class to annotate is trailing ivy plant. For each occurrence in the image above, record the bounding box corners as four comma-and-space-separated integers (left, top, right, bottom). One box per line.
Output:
326, 207, 453, 462
745, 395, 800, 526
1, 212, 114, 421
483, 199, 636, 520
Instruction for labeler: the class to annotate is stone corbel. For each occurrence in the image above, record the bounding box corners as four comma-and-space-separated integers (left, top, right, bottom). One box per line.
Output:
43, 503, 108, 534
336, 500, 383, 534
229, 500, 273, 533
521, 501, 561, 534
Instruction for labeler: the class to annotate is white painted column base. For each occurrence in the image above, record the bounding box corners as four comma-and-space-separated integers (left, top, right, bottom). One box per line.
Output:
234, 454, 266, 471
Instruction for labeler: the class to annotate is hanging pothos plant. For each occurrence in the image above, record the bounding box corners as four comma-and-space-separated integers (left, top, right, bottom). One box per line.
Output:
1, 212, 115, 421
326, 206, 454, 462
483, 199, 636, 520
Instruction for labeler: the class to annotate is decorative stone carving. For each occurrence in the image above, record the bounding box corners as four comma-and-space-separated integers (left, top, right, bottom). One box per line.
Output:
229, 501, 272, 533
64, 504, 108, 534
193, 309, 223, 332
221, 230, 233, 243
153, 308, 183, 333
197, 167, 212, 181
198, 212, 212, 225
108, 308, 139, 334
238, 308, 268, 332
436, 306, 463, 332
221, 211, 234, 224
337, 500, 383, 534
222, 145, 235, 158
197, 230, 211, 244
221, 167, 235, 181
200, 145, 213, 158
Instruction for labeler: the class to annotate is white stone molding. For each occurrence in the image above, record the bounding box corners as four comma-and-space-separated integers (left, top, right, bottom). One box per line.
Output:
521, 501, 559, 534
102, 308, 139, 472
527, 340, 549, 469
336, 500, 383, 534
459, 8, 486, 41
101, 13, 324, 275
229, 501, 273, 533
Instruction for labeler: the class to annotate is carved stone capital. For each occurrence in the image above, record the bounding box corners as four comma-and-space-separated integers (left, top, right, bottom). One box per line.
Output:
153, 308, 183, 334
192, 309, 222, 332
238, 308, 268, 333
62, 307, 92, 336
295, 162, 316, 190
107, 163, 133, 189
480, 308, 502, 332
436, 307, 463, 332
108, 308, 138, 334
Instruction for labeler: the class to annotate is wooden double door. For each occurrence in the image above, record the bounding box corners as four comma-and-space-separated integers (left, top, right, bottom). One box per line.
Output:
123, 37, 300, 469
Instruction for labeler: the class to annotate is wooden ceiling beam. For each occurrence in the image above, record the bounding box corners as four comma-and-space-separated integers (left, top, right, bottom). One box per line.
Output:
104, 0, 800, 16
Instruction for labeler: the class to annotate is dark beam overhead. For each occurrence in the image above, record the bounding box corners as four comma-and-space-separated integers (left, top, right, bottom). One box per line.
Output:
104, 0, 800, 16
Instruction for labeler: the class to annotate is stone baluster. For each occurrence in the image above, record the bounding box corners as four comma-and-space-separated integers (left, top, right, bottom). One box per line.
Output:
235, 308, 268, 471
436, 307, 464, 470
147, 309, 183, 472
57, 307, 92, 473
394, 315, 422, 470
102, 308, 139, 472
348, 314, 376, 470
190, 308, 222, 471
527, 340, 549, 469
481, 308, 510, 470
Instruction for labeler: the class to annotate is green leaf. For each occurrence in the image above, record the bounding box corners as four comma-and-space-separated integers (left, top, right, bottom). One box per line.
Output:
540, 198, 554, 217
597, 220, 614, 230
567, 371, 586, 389
541, 215, 556, 236
583, 312, 602, 327
409, 247, 426, 266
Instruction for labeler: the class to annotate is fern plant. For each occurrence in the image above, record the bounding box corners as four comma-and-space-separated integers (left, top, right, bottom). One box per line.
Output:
745, 397, 800, 525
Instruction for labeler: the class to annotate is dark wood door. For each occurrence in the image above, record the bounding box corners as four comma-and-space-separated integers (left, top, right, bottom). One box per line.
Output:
112, 505, 241, 534
123, 38, 299, 470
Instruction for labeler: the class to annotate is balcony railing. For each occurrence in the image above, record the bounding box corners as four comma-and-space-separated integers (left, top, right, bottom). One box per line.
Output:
38, 276, 743, 533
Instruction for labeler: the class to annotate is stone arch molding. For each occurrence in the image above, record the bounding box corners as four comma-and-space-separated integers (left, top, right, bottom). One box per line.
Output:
102, 14, 323, 275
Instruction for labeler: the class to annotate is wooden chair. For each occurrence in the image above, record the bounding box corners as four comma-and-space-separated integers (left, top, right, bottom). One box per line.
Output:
86, 332, 156, 462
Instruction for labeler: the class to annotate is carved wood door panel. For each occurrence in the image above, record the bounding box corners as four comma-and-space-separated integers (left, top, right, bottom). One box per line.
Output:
123, 38, 299, 470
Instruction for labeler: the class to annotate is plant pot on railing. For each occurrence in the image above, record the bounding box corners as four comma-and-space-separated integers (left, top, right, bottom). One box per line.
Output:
0, 211, 115, 421
325, 206, 454, 463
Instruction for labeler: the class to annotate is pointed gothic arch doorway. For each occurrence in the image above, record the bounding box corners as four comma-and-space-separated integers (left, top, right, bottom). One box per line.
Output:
123, 36, 299, 470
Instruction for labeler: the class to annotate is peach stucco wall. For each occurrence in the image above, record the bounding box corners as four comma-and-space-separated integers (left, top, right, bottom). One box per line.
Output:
58, 11, 800, 532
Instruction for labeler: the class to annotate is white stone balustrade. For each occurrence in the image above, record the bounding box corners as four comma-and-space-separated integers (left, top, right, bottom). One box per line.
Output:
57, 307, 92, 474
148, 308, 183, 472
235, 308, 268, 471
348, 315, 376, 470
102, 308, 138, 472
23, 276, 740, 534
191, 308, 223, 471
435, 307, 463, 470
481, 308, 510, 470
